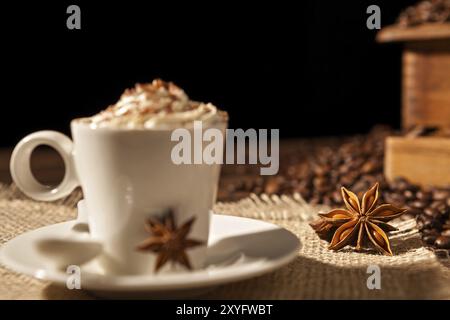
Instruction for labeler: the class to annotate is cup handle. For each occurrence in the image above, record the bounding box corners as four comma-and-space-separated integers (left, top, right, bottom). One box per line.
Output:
10, 131, 79, 201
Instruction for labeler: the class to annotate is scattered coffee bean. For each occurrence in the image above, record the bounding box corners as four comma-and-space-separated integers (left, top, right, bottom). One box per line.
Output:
435, 236, 450, 249
403, 190, 415, 200
430, 200, 445, 210
416, 190, 432, 202
433, 190, 450, 201
405, 207, 422, 217
264, 177, 281, 194
424, 208, 439, 218
411, 200, 427, 209
421, 228, 440, 237
423, 235, 438, 245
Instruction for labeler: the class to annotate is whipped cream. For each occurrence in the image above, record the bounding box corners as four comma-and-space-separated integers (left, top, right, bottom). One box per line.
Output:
87, 79, 226, 129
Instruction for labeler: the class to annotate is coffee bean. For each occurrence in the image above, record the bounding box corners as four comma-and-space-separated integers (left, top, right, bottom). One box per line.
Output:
313, 165, 328, 177
441, 229, 450, 237
422, 235, 438, 245
436, 203, 449, 215
435, 236, 450, 249
361, 160, 379, 174
391, 177, 410, 192
432, 190, 450, 201
254, 177, 264, 187
434, 249, 450, 260
416, 190, 432, 202
400, 212, 415, 221
430, 200, 445, 210
417, 214, 431, 223
405, 207, 422, 217
323, 196, 333, 206
313, 177, 327, 189
421, 228, 440, 237
264, 177, 281, 194
403, 190, 415, 200
410, 200, 427, 209
338, 164, 350, 175
433, 220, 443, 229
286, 166, 297, 177
385, 193, 406, 207
244, 179, 255, 191
424, 208, 439, 218
339, 176, 354, 187
416, 220, 426, 231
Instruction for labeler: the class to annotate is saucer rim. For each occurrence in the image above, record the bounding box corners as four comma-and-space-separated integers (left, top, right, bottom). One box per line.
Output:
0, 214, 300, 292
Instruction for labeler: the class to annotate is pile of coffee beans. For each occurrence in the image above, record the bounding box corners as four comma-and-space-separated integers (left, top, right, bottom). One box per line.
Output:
273, 126, 390, 207
397, 0, 450, 27
220, 126, 450, 252
414, 188, 450, 249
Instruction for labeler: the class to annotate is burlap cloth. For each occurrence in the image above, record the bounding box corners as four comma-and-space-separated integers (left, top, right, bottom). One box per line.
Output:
1, 184, 449, 299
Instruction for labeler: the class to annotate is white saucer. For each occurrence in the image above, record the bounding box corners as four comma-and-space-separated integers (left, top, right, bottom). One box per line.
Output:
0, 214, 300, 298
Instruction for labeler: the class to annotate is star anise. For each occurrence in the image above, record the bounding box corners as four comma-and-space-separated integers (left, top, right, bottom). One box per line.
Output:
136, 210, 204, 272
310, 183, 407, 255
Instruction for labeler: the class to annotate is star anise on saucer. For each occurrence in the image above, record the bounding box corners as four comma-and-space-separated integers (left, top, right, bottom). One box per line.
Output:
136, 210, 204, 272
310, 183, 407, 255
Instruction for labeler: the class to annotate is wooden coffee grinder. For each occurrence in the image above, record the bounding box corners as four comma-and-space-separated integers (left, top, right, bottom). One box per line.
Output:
377, 23, 450, 187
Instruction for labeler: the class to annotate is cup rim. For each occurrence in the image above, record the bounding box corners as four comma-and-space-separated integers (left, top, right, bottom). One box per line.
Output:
71, 114, 228, 132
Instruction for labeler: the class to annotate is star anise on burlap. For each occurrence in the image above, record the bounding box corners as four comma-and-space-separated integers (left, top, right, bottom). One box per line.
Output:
136, 210, 204, 272
310, 183, 407, 255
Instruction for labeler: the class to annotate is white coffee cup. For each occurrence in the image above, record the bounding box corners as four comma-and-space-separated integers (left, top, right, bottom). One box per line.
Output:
10, 119, 226, 275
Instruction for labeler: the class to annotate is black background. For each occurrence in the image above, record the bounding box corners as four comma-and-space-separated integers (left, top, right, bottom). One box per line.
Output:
1, 0, 416, 147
